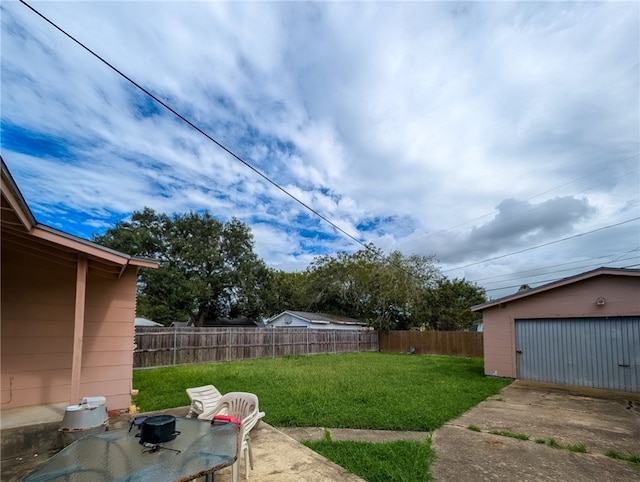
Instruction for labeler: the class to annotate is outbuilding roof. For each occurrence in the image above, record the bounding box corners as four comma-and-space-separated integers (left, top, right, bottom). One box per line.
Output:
472, 267, 640, 312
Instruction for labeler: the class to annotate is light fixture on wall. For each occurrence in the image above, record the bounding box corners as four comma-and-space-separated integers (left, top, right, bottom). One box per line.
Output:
596, 296, 606, 306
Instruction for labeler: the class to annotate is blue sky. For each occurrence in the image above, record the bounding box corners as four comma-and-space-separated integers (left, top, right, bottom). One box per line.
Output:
2, 1, 639, 299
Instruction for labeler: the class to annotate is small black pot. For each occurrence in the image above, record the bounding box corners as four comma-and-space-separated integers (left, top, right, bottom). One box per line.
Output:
138, 415, 179, 444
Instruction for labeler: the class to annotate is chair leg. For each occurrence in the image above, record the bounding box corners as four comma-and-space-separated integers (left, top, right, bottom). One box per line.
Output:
244, 445, 250, 479
232, 460, 239, 482
248, 439, 254, 470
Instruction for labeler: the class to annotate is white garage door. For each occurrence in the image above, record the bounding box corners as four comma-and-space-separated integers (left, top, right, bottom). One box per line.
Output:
515, 317, 639, 392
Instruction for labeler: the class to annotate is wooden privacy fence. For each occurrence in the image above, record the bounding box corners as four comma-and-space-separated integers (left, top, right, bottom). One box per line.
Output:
134, 327, 379, 368
379, 330, 484, 358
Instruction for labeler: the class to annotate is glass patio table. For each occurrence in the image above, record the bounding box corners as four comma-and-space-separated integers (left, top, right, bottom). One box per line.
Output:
23, 418, 238, 482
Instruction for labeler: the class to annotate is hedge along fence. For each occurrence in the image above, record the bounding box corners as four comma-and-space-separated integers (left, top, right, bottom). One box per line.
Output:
134, 327, 380, 368
379, 330, 484, 358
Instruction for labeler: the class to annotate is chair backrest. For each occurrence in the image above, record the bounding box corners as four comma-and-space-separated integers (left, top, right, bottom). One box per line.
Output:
186, 385, 223, 413
216, 392, 259, 427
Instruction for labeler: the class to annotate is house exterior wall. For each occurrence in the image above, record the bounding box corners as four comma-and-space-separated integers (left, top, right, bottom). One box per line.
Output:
267, 313, 367, 330
1, 245, 138, 411
482, 275, 640, 378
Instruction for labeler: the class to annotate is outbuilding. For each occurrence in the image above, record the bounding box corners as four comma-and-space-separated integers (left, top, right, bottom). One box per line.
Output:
472, 267, 639, 393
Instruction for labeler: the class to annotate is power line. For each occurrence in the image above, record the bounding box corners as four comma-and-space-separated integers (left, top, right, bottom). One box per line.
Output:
18, 0, 371, 253
484, 260, 640, 294
395, 152, 639, 253
470, 248, 640, 284
443, 217, 640, 273
18, 0, 640, 286
19, 0, 429, 282
481, 256, 639, 290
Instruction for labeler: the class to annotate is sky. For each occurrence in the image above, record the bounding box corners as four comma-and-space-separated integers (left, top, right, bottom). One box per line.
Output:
2, 0, 639, 300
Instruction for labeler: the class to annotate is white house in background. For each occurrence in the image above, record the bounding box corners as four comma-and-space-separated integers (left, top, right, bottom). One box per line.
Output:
134, 317, 163, 327
265, 311, 369, 330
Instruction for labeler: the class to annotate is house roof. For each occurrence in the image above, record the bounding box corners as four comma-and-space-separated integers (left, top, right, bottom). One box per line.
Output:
1, 157, 159, 276
472, 267, 640, 312
135, 317, 163, 327
267, 310, 367, 326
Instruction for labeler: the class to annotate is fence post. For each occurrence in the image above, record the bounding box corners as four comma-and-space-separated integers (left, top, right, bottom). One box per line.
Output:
272, 329, 275, 358
227, 328, 231, 362
306, 329, 309, 355
173, 326, 177, 366
333, 330, 336, 354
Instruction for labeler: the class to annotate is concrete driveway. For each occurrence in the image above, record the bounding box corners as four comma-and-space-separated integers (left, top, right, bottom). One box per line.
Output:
431, 380, 640, 481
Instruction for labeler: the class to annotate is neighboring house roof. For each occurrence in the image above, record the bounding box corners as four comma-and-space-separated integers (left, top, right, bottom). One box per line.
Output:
1, 157, 158, 274
205, 316, 260, 327
170, 321, 193, 328
266, 310, 368, 326
135, 317, 163, 327
472, 267, 640, 312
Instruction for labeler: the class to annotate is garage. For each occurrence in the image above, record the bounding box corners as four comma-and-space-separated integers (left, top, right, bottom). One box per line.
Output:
515, 317, 639, 392
473, 267, 640, 393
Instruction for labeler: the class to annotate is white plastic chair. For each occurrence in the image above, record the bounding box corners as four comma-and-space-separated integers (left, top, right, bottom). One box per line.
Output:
185, 385, 223, 418
198, 392, 265, 481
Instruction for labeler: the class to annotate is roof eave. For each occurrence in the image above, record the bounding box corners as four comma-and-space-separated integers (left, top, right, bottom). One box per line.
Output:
472, 267, 640, 312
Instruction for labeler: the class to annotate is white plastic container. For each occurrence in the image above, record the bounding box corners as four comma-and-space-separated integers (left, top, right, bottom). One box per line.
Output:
59, 396, 108, 445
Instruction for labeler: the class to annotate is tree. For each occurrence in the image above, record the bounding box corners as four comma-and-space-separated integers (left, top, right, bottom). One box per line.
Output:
261, 270, 309, 318
423, 278, 487, 330
303, 245, 441, 330
94, 208, 270, 326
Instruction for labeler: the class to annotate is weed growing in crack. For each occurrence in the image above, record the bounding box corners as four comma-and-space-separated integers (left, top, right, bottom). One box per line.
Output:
606, 450, 640, 466
489, 430, 529, 441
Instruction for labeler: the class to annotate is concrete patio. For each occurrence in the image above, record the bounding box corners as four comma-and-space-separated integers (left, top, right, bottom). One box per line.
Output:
0, 403, 365, 482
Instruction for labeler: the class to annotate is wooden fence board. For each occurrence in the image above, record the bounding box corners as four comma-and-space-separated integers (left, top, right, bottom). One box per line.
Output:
378, 331, 483, 358
134, 328, 482, 368
134, 327, 379, 368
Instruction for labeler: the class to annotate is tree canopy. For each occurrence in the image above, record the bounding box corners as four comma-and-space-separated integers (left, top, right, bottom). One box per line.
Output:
94, 208, 486, 330
261, 245, 485, 331
94, 207, 269, 326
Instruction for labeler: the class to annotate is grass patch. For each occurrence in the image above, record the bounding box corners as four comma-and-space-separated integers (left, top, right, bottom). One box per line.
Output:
133, 353, 509, 482
536, 438, 589, 453
467, 424, 482, 432
605, 450, 640, 465
566, 443, 588, 453
133, 352, 510, 431
489, 429, 529, 441
304, 439, 435, 482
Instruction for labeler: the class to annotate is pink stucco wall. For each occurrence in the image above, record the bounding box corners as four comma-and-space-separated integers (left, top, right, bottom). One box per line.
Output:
482, 275, 640, 378
1, 245, 138, 411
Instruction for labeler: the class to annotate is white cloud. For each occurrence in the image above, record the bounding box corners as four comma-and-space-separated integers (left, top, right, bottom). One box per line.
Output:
2, 1, 638, 298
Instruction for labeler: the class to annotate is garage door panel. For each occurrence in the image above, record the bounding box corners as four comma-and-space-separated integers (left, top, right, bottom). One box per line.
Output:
516, 317, 639, 393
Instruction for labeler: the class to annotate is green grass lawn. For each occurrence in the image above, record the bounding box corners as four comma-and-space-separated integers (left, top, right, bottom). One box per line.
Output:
305, 439, 436, 482
133, 352, 510, 481
133, 352, 509, 431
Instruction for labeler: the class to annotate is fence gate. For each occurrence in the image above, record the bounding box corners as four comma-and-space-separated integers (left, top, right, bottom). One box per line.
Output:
515, 317, 640, 393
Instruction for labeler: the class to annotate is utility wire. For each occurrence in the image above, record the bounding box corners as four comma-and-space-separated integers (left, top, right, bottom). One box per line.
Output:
443, 217, 640, 272
485, 260, 640, 294
18, 0, 371, 254
19, 0, 439, 284
481, 257, 639, 291
471, 249, 640, 284
19, 0, 640, 286
394, 152, 639, 252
